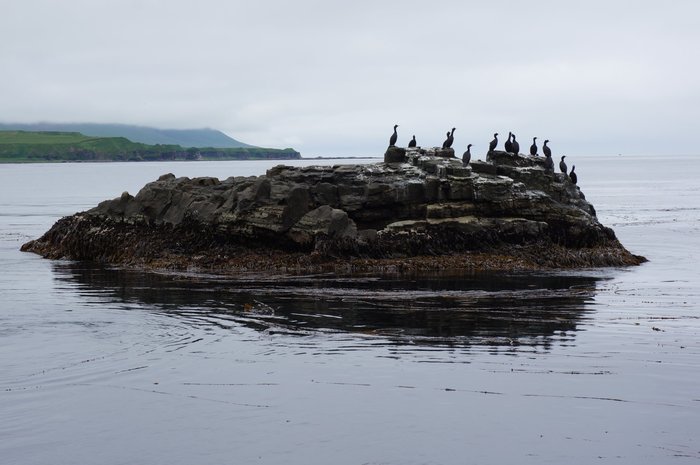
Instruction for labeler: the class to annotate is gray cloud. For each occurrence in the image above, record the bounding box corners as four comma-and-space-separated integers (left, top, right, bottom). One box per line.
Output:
2, 0, 699, 156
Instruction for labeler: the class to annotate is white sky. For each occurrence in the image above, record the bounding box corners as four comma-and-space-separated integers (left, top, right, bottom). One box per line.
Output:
1, 0, 699, 156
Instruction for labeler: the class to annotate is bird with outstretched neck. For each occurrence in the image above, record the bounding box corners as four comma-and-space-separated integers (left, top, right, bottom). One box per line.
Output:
462, 144, 472, 165
570, 165, 577, 184
504, 132, 513, 153
559, 155, 568, 175
389, 124, 399, 146
530, 137, 538, 156
442, 127, 456, 149
408, 135, 417, 148
489, 133, 499, 152
511, 134, 520, 155
542, 139, 551, 158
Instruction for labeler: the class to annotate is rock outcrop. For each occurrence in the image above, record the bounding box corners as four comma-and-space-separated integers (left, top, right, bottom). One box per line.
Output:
22, 147, 646, 272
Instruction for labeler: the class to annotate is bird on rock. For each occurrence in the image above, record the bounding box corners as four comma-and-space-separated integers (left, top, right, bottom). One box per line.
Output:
530, 137, 538, 156
570, 165, 577, 184
511, 134, 520, 155
408, 135, 417, 148
442, 131, 450, 148
489, 133, 499, 152
504, 132, 513, 153
543, 139, 552, 158
462, 144, 472, 165
544, 153, 554, 174
559, 155, 568, 175
443, 127, 456, 149
389, 124, 399, 146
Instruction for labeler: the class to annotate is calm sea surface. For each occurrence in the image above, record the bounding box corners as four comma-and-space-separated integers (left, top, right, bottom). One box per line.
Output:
1, 156, 698, 464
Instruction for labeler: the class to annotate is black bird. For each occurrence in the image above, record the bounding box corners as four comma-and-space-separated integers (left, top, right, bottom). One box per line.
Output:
389, 124, 399, 146
559, 155, 568, 175
530, 137, 538, 156
504, 132, 513, 153
443, 127, 456, 148
542, 139, 551, 158
462, 144, 472, 165
544, 153, 554, 174
570, 165, 577, 184
489, 133, 499, 152
511, 134, 520, 155
408, 135, 417, 148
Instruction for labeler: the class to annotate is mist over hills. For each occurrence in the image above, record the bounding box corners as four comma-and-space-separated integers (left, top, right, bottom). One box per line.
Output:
0, 122, 254, 148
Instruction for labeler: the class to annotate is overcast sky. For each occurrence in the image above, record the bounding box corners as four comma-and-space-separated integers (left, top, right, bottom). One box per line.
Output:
2, 0, 699, 157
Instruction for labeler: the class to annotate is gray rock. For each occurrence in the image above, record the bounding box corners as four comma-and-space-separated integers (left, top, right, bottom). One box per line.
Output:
237, 178, 271, 212
281, 185, 311, 229
27, 146, 643, 268
384, 146, 406, 163
425, 147, 455, 158
288, 205, 358, 245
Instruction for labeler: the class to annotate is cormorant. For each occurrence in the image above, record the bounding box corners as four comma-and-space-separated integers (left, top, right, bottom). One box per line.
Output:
543, 139, 551, 158
389, 124, 399, 146
504, 132, 513, 153
511, 134, 520, 155
544, 153, 554, 174
489, 133, 499, 152
443, 127, 456, 148
559, 155, 568, 175
408, 135, 417, 148
530, 137, 538, 156
570, 165, 577, 184
462, 144, 472, 165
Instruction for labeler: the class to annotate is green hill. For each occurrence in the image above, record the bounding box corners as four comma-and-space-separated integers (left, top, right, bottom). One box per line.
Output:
0, 123, 254, 148
0, 131, 300, 163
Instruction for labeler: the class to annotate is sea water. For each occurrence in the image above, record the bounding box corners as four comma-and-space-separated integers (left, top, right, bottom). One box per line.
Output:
1, 155, 698, 464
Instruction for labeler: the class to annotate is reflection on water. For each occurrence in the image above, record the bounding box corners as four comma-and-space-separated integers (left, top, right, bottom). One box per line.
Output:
4, 156, 700, 465
53, 262, 607, 350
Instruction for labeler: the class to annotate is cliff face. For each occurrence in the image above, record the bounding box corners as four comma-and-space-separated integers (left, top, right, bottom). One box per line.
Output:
21, 148, 646, 272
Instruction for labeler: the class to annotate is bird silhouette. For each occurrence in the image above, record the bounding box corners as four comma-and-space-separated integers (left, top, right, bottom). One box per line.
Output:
442, 127, 456, 148
544, 153, 554, 174
442, 131, 450, 148
511, 134, 520, 155
559, 155, 568, 175
489, 133, 499, 152
543, 139, 551, 158
389, 124, 399, 146
504, 132, 513, 153
462, 144, 472, 165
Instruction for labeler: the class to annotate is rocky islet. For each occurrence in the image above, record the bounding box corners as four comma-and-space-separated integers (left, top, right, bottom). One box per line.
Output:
21, 147, 646, 272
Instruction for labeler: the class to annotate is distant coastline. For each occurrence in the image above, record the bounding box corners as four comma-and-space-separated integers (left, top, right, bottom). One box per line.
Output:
0, 122, 254, 148
303, 156, 381, 160
0, 130, 300, 163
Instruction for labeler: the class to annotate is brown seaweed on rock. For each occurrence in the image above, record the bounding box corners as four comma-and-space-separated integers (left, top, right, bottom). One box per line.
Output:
21, 148, 646, 274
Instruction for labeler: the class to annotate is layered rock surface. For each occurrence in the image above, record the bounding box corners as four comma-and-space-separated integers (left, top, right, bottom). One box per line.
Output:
22, 148, 646, 272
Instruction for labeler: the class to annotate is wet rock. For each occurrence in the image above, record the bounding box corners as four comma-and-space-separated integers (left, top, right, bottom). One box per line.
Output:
288, 205, 358, 245
237, 178, 271, 212
22, 148, 646, 271
384, 146, 406, 163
